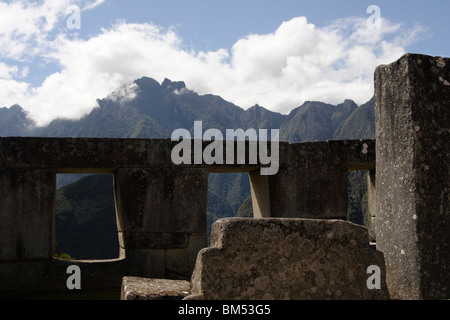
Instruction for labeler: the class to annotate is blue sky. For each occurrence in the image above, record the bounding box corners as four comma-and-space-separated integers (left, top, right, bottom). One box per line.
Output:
0, 0, 448, 126
80, 0, 448, 55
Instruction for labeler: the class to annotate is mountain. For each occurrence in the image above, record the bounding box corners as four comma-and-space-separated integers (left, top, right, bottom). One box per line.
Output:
280, 99, 358, 142
3, 77, 374, 141
333, 97, 375, 140
0, 76, 375, 259
240, 104, 285, 131
35, 77, 245, 138
0, 104, 35, 136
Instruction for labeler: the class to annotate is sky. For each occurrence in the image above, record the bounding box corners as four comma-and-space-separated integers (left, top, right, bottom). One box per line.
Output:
0, 0, 449, 126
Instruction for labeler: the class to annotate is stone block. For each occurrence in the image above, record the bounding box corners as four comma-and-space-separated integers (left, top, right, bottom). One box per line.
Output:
268, 165, 348, 219
250, 140, 374, 219
122, 234, 207, 281
118, 232, 190, 250
188, 218, 389, 300
114, 167, 208, 235
367, 170, 376, 218
368, 217, 377, 243
375, 53, 450, 299
121, 276, 190, 300
249, 171, 270, 218
268, 142, 349, 218
165, 233, 207, 280
0, 169, 56, 261
124, 249, 166, 279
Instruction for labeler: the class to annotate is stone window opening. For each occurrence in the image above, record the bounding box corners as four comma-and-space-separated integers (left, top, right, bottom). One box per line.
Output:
53, 173, 123, 261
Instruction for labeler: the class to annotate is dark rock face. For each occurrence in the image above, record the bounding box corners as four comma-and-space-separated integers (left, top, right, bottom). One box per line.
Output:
375, 53, 450, 299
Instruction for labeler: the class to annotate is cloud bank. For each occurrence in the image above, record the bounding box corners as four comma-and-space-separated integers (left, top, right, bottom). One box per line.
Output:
0, 0, 426, 126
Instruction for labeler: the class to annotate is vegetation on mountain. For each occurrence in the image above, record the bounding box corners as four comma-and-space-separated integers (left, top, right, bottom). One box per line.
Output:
54, 174, 119, 260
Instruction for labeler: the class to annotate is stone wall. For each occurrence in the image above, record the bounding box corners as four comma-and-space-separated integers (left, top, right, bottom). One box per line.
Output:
0, 137, 374, 293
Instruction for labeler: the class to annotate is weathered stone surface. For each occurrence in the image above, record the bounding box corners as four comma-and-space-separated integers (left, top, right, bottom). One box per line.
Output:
0, 138, 173, 172
375, 53, 450, 299
114, 167, 208, 235
0, 257, 127, 291
267, 163, 348, 219
188, 218, 389, 300
367, 170, 377, 243
250, 140, 374, 219
0, 136, 376, 293
0, 169, 56, 261
123, 234, 207, 280
277, 140, 375, 171
165, 234, 207, 280
121, 276, 190, 300
0, 137, 374, 172
113, 167, 208, 279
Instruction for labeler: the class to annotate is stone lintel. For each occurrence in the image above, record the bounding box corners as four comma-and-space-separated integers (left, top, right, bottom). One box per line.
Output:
0, 137, 375, 172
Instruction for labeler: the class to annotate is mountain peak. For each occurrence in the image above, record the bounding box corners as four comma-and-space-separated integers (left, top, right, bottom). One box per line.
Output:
161, 78, 186, 91
0, 104, 35, 136
1, 104, 25, 113
10, 104, 24, 111
133, 77, 160, 91
338, 99, 358, 109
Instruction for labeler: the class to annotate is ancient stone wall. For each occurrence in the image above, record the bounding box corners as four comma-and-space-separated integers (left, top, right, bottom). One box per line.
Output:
0, 137, 373, 293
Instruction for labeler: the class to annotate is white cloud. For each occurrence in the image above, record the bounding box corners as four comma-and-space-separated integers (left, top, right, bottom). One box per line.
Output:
0, 62, 18, 79
0, 78, 29, 108
106, 82, 138, 103
0, 0, 75, 59
0, 3, 427, 126
0, 0, 106, 61
81, 0, 104, 11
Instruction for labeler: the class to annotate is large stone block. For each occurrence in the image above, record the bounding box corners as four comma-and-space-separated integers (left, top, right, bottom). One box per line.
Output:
114, 167, 208, 235
188, 218, 389, 300
268, 142, 348, 219
375, 53, 450, 299
0, 169, 56, 261
249, 140, 374, 219
114, 168, 208, 280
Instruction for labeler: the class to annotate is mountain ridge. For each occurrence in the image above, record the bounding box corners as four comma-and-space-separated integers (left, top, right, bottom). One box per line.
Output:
2, 76, 375, 141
